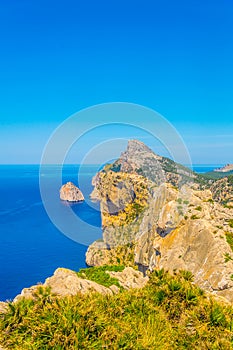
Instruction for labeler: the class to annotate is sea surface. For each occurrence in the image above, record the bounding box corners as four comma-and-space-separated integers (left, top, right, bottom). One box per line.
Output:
0, 164, 223, 301
0, 164, 102, 301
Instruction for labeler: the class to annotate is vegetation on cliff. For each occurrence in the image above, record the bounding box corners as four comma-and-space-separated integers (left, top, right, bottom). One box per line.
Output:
95, 170, 150, 228
1, 269, 233, 349
77, 265, 125, 289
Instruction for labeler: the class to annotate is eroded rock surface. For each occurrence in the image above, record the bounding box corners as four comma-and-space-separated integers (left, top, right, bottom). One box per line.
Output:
87, 140, 233, 303
107, 267, 148, 290
60, 182, 84, 202
14, 268, 113, 302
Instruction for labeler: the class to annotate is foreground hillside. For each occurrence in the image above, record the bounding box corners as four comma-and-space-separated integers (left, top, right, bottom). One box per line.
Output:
0, 269, 233, 349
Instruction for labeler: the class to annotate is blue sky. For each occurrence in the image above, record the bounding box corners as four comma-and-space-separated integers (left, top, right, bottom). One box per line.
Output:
0, 0, 232, 164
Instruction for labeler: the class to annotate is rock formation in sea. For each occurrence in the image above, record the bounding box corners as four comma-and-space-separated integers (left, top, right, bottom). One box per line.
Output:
86, 139, 233, 302
60, 181, 84, 202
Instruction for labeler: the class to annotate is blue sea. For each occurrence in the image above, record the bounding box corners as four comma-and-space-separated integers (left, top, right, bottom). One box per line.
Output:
0, 164, 222, 301
0, 165, 102, 301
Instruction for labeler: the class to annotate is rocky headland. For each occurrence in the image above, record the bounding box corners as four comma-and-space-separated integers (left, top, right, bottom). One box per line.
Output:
86, 139, 233, 302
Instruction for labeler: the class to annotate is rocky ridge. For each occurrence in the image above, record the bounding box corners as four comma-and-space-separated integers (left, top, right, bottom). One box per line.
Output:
214, 164, 233, 173
113, 139, 194, 187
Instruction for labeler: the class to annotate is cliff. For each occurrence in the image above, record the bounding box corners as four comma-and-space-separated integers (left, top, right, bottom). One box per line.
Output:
87, 140, 233, 302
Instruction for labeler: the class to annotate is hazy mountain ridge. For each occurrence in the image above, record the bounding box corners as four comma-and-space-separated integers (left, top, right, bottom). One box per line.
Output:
214, 164, 233, 173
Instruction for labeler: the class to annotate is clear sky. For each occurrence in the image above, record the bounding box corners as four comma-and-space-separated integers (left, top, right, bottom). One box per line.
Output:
0, 0, 232, 164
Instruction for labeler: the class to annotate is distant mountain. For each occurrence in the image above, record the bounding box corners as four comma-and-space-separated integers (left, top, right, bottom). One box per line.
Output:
214, 164, 233, 173
201, 163, 233, 181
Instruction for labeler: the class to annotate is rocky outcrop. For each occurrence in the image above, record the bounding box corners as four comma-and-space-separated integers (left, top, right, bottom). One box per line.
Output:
43, 268, 113, 296
13, 268, 113, 303
107, 267, 148, 290
12, 267, 148, 304
112, 139, 194, 186
60, 182, 84, 202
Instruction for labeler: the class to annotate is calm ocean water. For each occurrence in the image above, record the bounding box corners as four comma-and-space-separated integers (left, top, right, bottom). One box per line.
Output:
0, 165, 102, 301
0, 164, 222, 301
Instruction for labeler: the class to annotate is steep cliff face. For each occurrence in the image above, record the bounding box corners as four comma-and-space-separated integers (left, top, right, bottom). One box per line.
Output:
134, 185, 233, 301
87, 140, 233, 302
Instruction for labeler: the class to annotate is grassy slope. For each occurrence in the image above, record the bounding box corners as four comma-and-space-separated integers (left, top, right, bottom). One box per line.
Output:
0, 269, 233, 349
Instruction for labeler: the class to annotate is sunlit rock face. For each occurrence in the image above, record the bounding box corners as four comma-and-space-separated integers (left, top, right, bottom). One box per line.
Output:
60, 182, 84, 202
87, 139, 233, 303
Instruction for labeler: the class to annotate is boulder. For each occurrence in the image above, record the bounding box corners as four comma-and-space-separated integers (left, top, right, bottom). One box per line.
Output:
107, 267, 148, 290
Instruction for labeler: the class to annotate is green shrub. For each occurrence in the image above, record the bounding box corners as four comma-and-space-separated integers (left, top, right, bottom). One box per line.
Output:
226, 231, 233, 251
77, 265, 125, 288
191, 214, 199, 220
224, 253, 233, 262
195, 205, 202, 211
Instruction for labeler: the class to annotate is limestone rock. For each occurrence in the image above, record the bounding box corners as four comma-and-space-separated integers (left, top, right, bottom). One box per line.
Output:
13, 285, 40, 303
113, 139, 194, 186
44, 268, 112, 296
12, 267, 149, 304
107, 267, 148, 290
87, 139, 233, 303
13, 268, 114, 302
0, 302, 8, 314
86, 240, 135, 267
60, 182, 84, 202
151, 219, 233, 301
133, 184, 233, 302
85, 240, 110, 266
